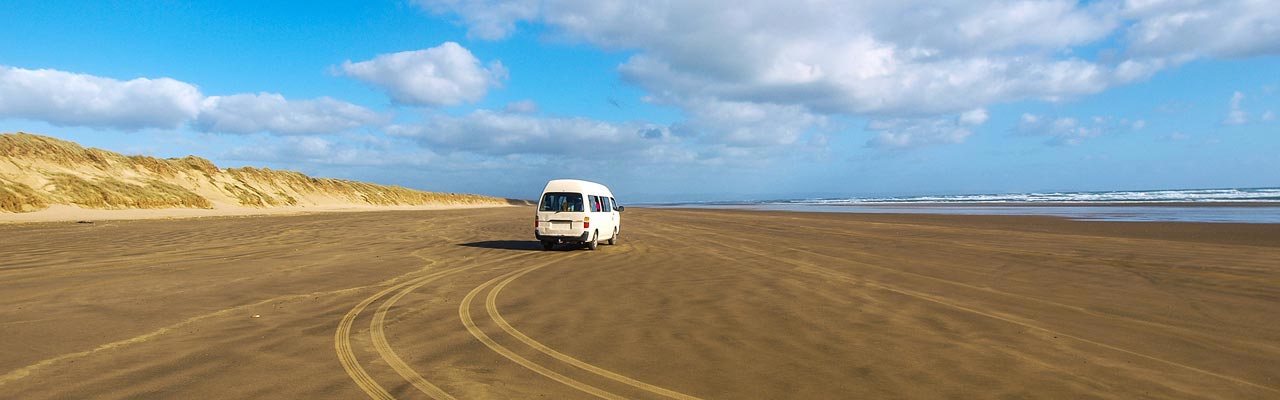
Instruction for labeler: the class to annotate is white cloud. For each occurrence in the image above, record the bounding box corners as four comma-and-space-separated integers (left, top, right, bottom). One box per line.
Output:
609, 21, 1126, 116
225, 135, 433, 166
1223, 91, 1247, 125
0, 66, 395, 136
384, 106, 826, 166
0, 66, 202, 130
1263, 111, 1276, 122
959, 108, 989, 126
866, 113, 978, 149
663, 97, 827, 147
503, 99, 539, 114
413, 0, 538, 40
195, 93, 387, 135
1017, 113, 1109, 146
1122, 0, 1280, 59
418, 0, 1280, 153
1131, 119, 1147, 130
415, 1, 1149, 118
386, 110, 651, 157
339, 42, 506, 106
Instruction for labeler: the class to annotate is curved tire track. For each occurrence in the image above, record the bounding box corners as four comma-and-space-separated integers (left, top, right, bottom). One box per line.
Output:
336, 249, 525, 399
486, 263, 704, 400
336, 265, 462, 400
458, 254, 629, 400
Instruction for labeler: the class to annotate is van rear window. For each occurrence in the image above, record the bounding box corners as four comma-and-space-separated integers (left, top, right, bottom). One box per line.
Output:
540, 192, 584, 212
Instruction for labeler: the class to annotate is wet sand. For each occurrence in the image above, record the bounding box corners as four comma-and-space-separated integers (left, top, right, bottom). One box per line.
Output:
1, 207, 1277, 399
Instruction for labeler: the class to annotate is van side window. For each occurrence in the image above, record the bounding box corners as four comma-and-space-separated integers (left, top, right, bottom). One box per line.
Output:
602, 196, 612, 212
591, 195, 602, 212
609, 197, 616, 211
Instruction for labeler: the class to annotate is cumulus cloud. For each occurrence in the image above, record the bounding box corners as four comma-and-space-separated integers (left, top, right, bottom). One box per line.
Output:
0, 66, 391, 136
339, 42, 507, 106
609, 19, 1128, 116
1016, 113, 1150, 146
1122, 0, 1280, 59
386, 110, 649, 157
386, 96, 830, 165
415, 1, 1159, 118
1223, 91, 1248, 125
417, 0, 1280, 153
959, 108, 989, 126
195, 93, 388, 135
225, 135, 431, 166
663, 97, 827, 147
386, 108, 826, 166
413, 0, 538, 40
503, 99, 539, 114
0, 66, 202, 130
866, 112, 986, 149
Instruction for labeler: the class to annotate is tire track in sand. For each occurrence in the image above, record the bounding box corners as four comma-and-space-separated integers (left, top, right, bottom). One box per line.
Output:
336, 251, 531, 399
459, 253, 630, 400
336, 266, 461, 400
486, 264, 704, 400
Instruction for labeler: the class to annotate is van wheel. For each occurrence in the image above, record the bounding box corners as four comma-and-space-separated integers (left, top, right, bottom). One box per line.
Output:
541, 240, 554, 251
607, 229, 617, 245
587, 231, 598, 250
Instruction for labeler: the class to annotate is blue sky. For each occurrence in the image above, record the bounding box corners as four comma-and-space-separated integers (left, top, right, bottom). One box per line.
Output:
1, 1, 1277, 202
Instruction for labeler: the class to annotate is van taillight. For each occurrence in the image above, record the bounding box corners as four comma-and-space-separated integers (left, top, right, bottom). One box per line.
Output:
534, 217, 539, 228
583, 216, 589, 229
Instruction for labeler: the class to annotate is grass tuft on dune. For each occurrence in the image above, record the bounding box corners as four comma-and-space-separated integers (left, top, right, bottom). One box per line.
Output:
0, 179, 49, 212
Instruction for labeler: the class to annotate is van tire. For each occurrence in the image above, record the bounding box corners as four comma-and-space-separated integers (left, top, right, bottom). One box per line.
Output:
541, 240, 554, 251
587, 231, 598, 250
607, 229, 617, 245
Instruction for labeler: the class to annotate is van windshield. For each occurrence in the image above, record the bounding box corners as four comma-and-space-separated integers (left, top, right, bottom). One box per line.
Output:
539, 192, 584, 212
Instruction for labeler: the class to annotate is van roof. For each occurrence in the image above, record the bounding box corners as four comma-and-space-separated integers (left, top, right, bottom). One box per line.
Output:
542, 179, 614, 197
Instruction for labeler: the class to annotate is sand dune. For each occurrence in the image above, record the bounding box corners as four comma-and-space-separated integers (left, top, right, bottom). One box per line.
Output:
0, 132, 522, 218
1, 207, 1277, 399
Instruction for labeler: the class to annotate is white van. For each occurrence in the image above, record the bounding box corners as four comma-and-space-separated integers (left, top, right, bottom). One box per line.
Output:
534, 179, 623, 250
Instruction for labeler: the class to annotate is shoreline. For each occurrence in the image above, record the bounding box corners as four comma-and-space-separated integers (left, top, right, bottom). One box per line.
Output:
649, 201, 1280, 207
824, 201, 1280, 207
703, 207, 1280, 247
652, 202, 1280, 224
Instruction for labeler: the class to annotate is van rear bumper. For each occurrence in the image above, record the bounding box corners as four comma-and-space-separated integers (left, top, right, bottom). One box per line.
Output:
535, 231, 591, 242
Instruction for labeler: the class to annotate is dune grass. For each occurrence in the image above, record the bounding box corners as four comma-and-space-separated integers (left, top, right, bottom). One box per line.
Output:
224, 166, 516, 206
2, 131, 526, 212
47, 173, 213, 209
0, 179, 49, 212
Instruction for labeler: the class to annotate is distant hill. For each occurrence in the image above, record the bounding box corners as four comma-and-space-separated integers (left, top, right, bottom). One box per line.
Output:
0, 132, 523, 213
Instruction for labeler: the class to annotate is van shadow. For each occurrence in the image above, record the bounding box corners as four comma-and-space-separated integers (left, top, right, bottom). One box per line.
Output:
458, 240, 552, 252
458, 240, 591, 252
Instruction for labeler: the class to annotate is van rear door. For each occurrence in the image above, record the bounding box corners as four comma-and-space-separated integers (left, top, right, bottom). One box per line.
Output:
538, 192, 585, 234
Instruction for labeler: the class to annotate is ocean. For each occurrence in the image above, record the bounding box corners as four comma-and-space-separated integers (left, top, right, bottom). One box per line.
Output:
648, 187, 1280, 223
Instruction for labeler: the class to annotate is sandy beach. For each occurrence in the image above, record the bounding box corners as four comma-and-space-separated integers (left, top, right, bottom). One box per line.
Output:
1, 206, 1278, 399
